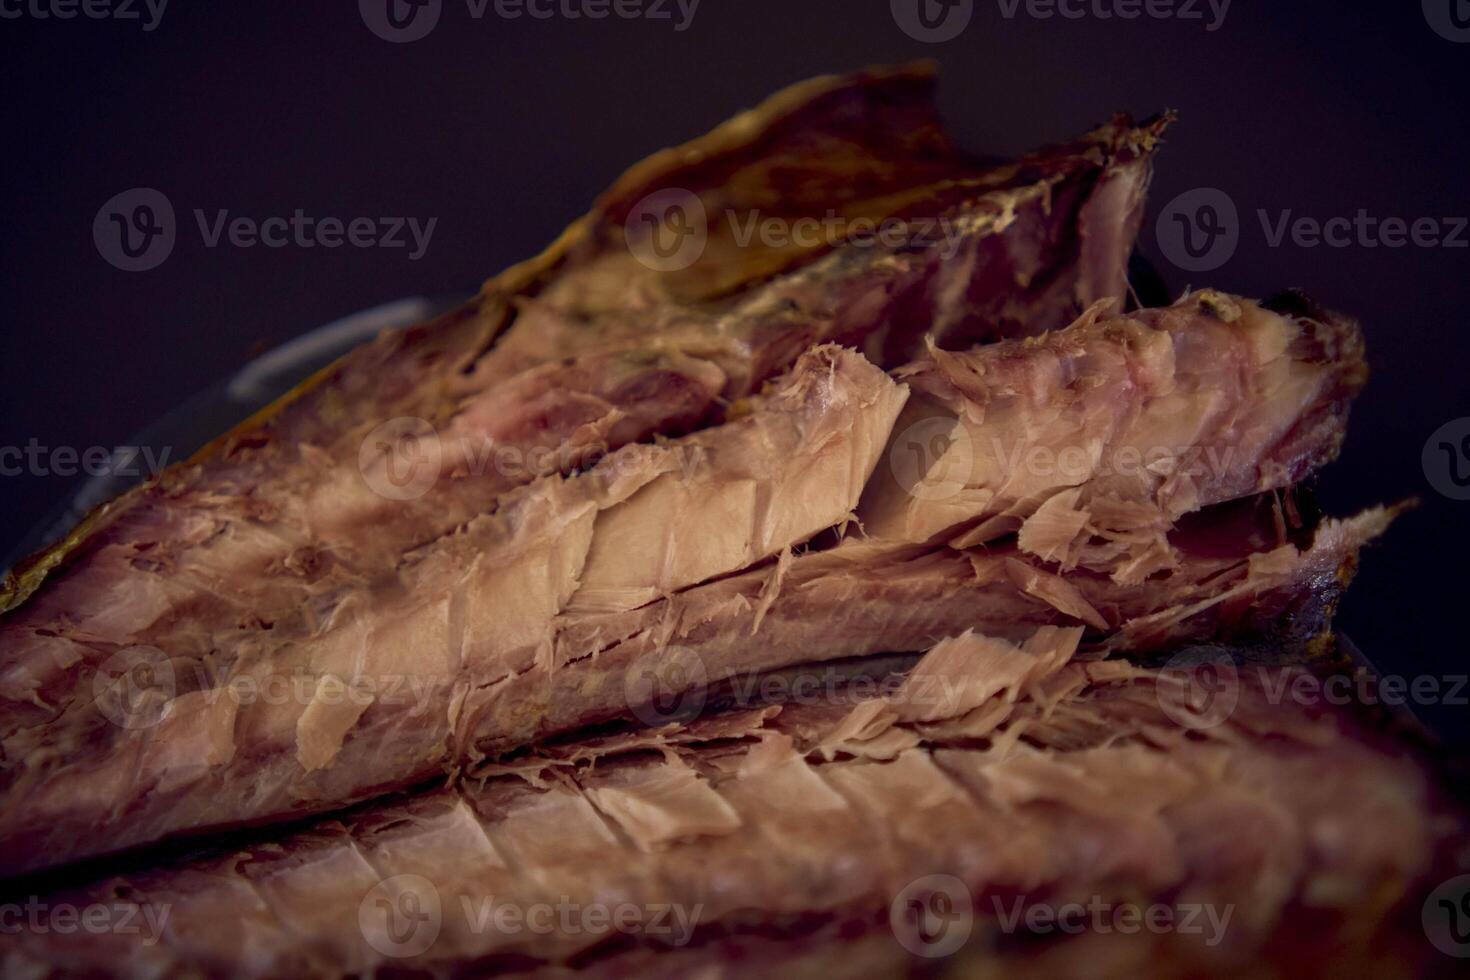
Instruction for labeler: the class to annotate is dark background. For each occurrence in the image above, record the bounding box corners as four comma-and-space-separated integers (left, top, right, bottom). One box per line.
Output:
2, 2, 1466, 734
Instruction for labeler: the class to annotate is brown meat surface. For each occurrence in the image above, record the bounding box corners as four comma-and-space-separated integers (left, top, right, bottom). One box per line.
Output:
0, 65, 1166, 874
0, 346, 906, 874
0, 282, 1369, 875
0, 629, 1453, 979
